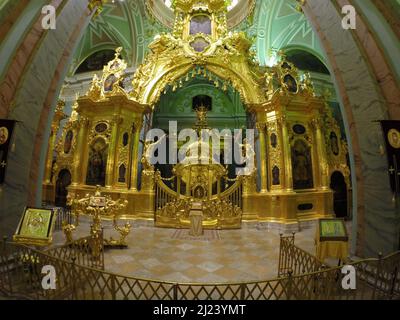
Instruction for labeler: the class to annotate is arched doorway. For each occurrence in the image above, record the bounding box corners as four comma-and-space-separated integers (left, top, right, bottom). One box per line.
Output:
55, 169, 72, 207
330, 171, 348, 218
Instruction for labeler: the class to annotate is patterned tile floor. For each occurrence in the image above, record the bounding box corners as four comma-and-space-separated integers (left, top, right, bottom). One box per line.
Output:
52, 219, 353, 284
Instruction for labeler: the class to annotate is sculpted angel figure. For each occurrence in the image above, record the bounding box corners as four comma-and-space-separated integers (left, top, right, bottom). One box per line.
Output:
141, 134, 167, 170
235, 134, 257, 175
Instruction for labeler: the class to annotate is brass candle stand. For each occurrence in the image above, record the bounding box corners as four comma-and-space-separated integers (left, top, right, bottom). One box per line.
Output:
66, 186, 130, 249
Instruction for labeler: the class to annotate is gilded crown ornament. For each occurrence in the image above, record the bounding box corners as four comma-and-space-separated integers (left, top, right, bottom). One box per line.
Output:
172, 0, 230, 12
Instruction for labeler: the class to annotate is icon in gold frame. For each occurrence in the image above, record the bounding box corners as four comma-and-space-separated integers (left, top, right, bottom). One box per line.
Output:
13, 207, 57, 246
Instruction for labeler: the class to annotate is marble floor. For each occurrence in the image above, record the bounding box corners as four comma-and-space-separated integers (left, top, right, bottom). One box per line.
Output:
52, 219, 352, 284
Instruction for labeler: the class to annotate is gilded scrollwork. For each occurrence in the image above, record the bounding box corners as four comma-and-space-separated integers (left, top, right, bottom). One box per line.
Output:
44, 0, 349, 226
85, 47, 128, 101
88, 120, 112, 144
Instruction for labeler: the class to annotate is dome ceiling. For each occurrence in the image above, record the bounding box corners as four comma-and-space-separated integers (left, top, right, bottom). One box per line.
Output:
146, 0, 256, 29
70, 0, 326, 74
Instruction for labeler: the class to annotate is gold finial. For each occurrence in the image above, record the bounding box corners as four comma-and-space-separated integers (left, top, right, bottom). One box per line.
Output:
193, 104, 210, 132
56, 99, 66, 113
115, 47, 123, 58
95, 185, 102, 196
173, 0, 228, 13
70, 98, 79, 122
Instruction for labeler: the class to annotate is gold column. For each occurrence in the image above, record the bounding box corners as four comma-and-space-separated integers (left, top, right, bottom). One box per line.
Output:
208, 168, 212, 200
266, 119, 284, 191
177, 177, 181, 196
130, 119, 142, 191
186, 168, 192, 196
44, 101, 66, 183
71, 117, 89, 186
280, 116, 293, 192
105, 115, 121, 188
256, 122, 268, 193
313, 118, 329, 190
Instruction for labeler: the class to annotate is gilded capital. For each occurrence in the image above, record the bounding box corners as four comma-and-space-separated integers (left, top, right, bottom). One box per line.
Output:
112, 115, 123, 126
256, 122, 267, 132
310, 118, 322, 129
79, 117, 90, 129
276, 115, 287, 127
133, 119, 143, 133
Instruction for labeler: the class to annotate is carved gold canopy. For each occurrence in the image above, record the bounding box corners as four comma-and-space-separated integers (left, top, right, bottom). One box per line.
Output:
172, 0, 229, 13
130, 0, 266, 108
84, 0, 316, 112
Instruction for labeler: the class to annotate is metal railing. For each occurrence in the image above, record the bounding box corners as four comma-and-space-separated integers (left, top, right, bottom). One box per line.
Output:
45, 232, 104, 270
278, 234, 324, 277
42, 207, 74, 231
278, 234, 400, 299
0, 236, 399, 300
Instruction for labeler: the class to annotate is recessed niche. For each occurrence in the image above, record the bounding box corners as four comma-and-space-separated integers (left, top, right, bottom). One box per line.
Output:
298, 203, 313, 211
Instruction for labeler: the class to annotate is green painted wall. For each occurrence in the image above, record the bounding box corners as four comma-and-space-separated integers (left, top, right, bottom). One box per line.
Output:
153, 80, 247, 131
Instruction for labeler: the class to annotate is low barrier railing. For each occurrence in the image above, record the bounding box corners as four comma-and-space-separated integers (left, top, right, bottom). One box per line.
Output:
0, 236, 399, 300
278, 234, 324, 277
45, 232, 104, 270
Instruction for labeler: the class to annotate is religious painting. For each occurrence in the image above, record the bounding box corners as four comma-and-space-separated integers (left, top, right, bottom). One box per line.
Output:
388, 129, 400, 149
330, 132, 340, 156
95, 122, 108, 134
118, 164, 126, 183
86, 138, 108, 186
193, 185, 206, 199
104, 74, 118, 92
380, 120, 400, 194
190, 15, 212, 35
272, 166, 280, 185
0, 126, 9, 145
270, 133, 278, 148
293, 124, 306, 135
190, 37, 210, 53
75, 50, 115, 74
318, 218, 348, 242
89, 196, 106, 208
14, 207, 56, 246
292, 139, 314, 189
122, 133, 129, 147
64, 130, 73, 154
0, 119, 16, 185
283, 74, 298, 93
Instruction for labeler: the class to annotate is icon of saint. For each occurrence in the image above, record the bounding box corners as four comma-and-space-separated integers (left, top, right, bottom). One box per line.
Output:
0, 127, 9, 145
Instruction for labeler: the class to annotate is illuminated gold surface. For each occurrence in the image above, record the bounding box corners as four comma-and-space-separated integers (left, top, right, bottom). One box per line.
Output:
43, 1, 349, 229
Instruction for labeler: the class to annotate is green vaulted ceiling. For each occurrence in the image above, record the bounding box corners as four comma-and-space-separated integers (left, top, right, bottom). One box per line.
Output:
69, 0, 168, 74
70, 0, 327, 75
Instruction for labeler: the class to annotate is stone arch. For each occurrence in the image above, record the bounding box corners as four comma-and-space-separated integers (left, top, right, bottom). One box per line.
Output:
282, 45, 330, 74
74, 48, 120, 75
